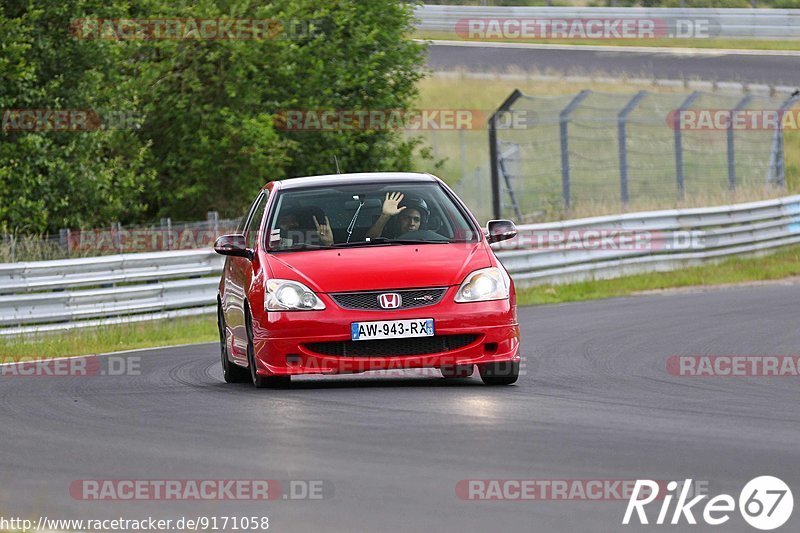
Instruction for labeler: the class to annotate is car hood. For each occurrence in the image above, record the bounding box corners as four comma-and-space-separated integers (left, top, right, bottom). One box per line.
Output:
266, 242, 492, 293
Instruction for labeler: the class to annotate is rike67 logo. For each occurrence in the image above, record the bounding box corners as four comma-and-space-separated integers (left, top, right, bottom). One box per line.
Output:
623, 476, 793, 530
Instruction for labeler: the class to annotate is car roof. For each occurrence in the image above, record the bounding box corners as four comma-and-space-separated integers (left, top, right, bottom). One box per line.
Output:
269, 172, 439, 191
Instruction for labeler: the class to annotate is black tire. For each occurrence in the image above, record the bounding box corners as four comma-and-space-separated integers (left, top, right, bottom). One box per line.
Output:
245, 306, 291, 389
478, 360, 519, 386
218, 303, 249, 383
440, 364, 474, 378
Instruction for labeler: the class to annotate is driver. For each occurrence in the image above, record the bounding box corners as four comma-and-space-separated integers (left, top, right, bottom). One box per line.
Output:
366, 192, 429, 240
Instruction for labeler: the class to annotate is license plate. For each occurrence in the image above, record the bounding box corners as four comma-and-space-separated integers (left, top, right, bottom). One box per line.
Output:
351, 318, 434, 341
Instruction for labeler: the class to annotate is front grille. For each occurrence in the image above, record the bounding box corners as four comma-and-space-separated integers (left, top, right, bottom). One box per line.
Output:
304, 334, 479, 357
330, 288, 447, 311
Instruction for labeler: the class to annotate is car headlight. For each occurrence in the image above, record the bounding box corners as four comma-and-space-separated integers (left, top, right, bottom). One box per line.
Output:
455, 267, 510, 303
265, 279, 326, 311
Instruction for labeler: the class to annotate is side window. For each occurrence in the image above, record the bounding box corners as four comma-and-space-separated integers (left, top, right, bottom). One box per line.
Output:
245, 192, 268, 249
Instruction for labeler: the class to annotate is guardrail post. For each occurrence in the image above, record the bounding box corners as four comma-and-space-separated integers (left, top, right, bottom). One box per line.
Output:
559, 90, 591, 209
618, 91, 647, 208
489, 89, 523, 219
674, 91, 701, 201
727, 95, 753, 191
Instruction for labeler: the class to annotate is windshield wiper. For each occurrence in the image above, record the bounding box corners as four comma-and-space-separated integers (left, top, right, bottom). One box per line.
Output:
345, 196, 365, 243
331, 237, 451, 248
331, 238, 394, 248
390, 239, 451, 244
270, 243, 329, 252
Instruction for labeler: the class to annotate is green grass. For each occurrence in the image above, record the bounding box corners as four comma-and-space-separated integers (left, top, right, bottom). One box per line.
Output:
0, 314, 217, 361
417, 31, 800, 51
517, 244, 800, 305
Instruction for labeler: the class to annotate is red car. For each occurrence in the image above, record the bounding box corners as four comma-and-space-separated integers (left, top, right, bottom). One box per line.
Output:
215, 172, 520, 387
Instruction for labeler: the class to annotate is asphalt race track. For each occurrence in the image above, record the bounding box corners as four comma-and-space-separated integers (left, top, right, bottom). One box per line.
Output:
1, 284, 799, 532
427, 42, 800, 87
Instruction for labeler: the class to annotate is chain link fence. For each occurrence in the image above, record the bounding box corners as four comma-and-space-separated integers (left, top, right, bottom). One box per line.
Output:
489, 88, 799, 220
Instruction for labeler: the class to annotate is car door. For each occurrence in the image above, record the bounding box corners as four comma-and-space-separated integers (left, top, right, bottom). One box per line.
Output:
224, 190, 269, 363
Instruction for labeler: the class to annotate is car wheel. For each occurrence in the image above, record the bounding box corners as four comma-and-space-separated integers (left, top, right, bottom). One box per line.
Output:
245, 306, 291, 389
440, 364, 474, 378
218, 303, 249, 383
478, 360, 519, 386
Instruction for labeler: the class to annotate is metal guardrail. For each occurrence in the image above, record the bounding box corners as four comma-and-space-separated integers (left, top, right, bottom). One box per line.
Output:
415, 5, 800, 40
2, 193, 800, 335
0, 250, 223, 336
493, 193, 800, 285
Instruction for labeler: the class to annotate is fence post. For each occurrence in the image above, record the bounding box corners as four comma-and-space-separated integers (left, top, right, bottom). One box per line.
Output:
767, 91, 800, 187
674, 91, 701, 200
727, 95, 753, 191
474, 166, 484, 219
161, 217, 172, 250
208, 211, 219, 235
459, 129, 467, 183
618, 91, 647, 208
559, 90, 591, 209
111, 222, 123, 253
59, 228, 71, 255
489, 89, 523, 219
497, 144, 524, 221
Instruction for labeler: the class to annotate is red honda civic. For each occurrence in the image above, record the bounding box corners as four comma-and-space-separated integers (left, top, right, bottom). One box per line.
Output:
215, 172, 520, 388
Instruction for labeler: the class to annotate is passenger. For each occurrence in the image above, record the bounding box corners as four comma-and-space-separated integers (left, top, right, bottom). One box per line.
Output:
277, 207, 333, 247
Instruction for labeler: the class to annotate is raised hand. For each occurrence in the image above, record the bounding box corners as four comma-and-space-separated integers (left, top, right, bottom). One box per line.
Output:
313, 215, 334, 246
381, 192, 406, 217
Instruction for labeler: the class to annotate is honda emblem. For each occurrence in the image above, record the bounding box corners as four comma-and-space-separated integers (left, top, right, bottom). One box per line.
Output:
378, 293, 402, 309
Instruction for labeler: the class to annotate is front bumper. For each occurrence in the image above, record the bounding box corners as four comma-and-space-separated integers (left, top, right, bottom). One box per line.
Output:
251, 287, 520, 376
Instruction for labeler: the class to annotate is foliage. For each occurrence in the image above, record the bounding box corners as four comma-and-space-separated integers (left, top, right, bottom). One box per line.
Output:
0, 0, 426, 232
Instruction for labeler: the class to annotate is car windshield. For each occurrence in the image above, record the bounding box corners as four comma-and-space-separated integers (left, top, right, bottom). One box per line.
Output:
266, 182, 480, 251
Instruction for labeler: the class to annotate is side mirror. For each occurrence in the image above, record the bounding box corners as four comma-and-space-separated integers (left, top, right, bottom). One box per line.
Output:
214, 234, 253, 260
486, 220, 517, 244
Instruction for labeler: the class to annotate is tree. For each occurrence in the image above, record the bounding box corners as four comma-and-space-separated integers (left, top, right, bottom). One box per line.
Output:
0, 0, 427, 230
0, 0, 155, 233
